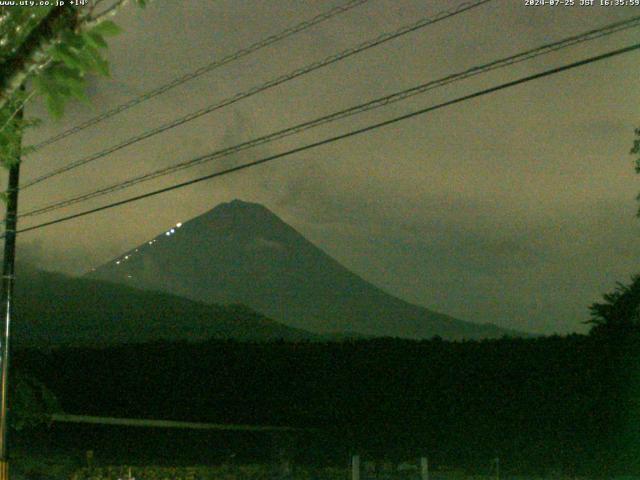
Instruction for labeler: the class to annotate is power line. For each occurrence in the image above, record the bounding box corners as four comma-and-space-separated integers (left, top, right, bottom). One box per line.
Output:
19, 0, 492, 190
13, 41, 640, 237
19, 14, 640, 219
27, 0, 371, 152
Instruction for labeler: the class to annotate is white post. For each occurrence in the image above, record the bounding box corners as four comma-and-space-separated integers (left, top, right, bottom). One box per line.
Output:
420, 457, 429, 480
352, 455, 360, 480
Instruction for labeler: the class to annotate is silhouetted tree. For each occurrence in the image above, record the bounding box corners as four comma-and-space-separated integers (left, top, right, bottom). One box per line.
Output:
587, 275, 640, 337
631, 127, 640, 216
9, 373, 60, 431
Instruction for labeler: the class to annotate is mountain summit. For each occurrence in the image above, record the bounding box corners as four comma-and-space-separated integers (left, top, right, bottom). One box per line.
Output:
87, 200, 522, 340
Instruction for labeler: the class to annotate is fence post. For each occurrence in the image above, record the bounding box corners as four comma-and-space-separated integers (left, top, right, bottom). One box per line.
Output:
281, 458, 291, 477
352, 454, 360, 480
420, 457, 429, 480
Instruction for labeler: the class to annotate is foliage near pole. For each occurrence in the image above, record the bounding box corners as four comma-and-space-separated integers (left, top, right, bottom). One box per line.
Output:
0, 0, 148, 167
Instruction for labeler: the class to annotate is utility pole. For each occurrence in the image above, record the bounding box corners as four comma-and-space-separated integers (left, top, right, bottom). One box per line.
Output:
0, 101, 23, 480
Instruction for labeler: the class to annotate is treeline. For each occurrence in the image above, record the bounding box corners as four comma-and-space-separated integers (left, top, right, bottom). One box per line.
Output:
12, 330, 640, 476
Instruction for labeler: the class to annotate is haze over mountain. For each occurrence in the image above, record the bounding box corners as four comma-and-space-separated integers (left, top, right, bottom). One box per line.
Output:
87, 200, 524, 340
13, 268, 317, 348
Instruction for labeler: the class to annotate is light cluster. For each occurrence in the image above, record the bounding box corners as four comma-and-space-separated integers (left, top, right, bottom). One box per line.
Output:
109, 221, 183, 269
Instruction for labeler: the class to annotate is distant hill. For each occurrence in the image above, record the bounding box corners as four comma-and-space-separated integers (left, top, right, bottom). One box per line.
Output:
13, 268, 318, 348
87, 199, 525, 340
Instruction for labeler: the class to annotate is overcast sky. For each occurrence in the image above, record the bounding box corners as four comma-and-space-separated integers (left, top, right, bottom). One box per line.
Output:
9, 0, 640, 334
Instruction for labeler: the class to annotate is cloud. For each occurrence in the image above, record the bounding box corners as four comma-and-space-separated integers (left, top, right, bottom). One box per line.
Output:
14, 0, 640, 335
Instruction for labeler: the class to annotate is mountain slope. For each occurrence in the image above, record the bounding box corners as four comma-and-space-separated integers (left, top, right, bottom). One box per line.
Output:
87, 200, 524, 340
13, 268, 318, 348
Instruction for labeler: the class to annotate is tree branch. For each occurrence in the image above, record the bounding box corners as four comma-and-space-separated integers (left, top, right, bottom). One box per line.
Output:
0, 89, 36, 135
83, 0, 130, 29
0, 6, 78, 112
0, 0, 144, 113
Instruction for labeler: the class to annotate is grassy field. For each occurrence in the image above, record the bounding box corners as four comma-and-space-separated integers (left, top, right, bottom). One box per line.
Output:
7, 451, 607, 480
64, 465, 592, 480
68, 465, 350, 480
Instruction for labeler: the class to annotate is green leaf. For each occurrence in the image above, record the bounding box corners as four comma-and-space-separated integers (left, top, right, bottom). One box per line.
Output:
90, 20, 122, 37
41, 70, 72, 97
85, 44, 110, 76
94, 55, 110, 76
37, 74, 70, 119
60, 30, 85, 50
33, 74, 57, 99
73, 47, 100, 74
46, 95, 65, 119
50, 65, 83, 88
51, 82, 72, 97
68, 81, 90, 103
83, 31, 108, 49
32, 74, 49, 97
51, 44, 82, 70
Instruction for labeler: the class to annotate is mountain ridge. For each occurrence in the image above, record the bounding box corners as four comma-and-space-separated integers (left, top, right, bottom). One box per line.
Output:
13, 267, 320, 348
87, 199, 527, 340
